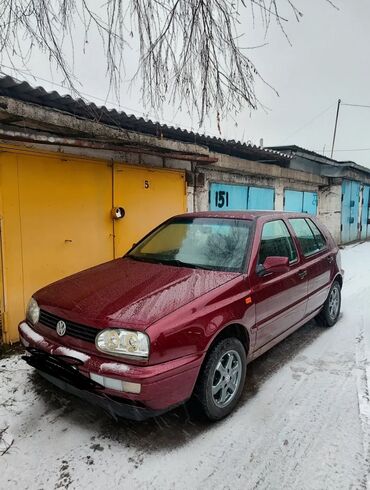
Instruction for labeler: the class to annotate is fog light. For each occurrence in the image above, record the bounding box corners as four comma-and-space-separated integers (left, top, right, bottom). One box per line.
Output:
122, 381, 141, 394
90, 372, 141, 394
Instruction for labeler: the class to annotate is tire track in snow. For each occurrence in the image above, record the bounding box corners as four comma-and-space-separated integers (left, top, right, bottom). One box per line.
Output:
354, 317, 370, 489
342, 242, 370, 489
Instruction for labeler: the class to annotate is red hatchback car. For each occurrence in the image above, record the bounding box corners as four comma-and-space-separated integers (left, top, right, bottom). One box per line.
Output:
19, 211, 343, 421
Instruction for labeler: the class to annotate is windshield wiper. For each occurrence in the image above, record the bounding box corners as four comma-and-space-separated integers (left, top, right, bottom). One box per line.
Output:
126, 255, 160, 264
158, 259, 215, 270
127, 255, 216, 271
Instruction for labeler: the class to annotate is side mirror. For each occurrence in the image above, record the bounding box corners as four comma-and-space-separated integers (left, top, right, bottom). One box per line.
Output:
258, 256, 289, 275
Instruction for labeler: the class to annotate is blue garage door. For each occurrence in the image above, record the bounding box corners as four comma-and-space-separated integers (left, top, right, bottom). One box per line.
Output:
303, 192, 318, 215
209, 183, 248, 211
248, 186, 275, 210
284, 190, 318, 214
361, 185, 370, 240
209, 183, 274, 211
284, 190, 304, 212
341, 180, 360, 243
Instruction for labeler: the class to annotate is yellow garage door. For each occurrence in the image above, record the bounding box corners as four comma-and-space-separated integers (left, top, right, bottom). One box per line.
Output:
113, 164, 186, 255
0, 151, 113, 343
0, 152, 186, 343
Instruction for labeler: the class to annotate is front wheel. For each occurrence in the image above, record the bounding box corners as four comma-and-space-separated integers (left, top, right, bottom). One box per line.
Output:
193, 337, 247, 421
317, 280, 341, 327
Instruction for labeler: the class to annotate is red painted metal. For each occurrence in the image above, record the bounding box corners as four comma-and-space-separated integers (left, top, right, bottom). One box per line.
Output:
19, 211, 342, 415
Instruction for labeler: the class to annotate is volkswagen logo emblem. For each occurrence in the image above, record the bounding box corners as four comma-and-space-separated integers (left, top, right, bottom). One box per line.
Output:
56, 320, 67, 337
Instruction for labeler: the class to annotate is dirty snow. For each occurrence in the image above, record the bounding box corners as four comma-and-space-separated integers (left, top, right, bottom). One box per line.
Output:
99, 362, 131, 374
53, 346, 90, 363
1, 242, 369, 489
19, 322, 48, 347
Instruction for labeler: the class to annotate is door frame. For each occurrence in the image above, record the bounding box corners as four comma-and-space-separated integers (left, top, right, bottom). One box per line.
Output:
360, 185, 370, 240
0, 218, 6, 344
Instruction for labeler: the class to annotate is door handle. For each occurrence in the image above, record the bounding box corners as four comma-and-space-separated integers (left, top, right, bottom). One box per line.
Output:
327, 256, 334, 264
297, 269, 307, 279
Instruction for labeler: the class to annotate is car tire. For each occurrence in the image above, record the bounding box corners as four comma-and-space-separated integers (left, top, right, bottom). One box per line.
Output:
317, 280, 341, 327
193, 337, 247, 421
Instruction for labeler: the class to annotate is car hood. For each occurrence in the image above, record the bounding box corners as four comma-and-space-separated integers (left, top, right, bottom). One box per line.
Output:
35, 257, 239, 330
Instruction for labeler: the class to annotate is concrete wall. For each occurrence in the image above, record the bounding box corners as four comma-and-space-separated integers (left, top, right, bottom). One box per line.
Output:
318, 185, 342, 244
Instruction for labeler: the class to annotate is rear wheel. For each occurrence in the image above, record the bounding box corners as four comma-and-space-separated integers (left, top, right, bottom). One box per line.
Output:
193, 337, 247, 421
317, 280, 341, 327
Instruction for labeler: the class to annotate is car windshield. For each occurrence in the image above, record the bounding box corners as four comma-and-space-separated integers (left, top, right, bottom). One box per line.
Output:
127, 217, 252, 272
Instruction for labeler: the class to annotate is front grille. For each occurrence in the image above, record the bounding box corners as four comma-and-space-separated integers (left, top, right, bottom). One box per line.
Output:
24, 348, 102, 390
39, 309, 98, 343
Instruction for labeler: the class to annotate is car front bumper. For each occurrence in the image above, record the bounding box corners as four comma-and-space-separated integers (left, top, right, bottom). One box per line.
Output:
19, 321, 204, 420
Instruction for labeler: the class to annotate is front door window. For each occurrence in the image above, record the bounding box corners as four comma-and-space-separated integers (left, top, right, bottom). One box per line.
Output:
258, 219, 297, 268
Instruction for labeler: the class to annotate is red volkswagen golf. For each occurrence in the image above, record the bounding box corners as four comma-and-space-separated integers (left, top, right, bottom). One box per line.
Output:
19, 212, 343, 421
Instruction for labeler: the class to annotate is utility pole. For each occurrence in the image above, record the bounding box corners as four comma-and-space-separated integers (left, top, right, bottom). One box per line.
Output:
330, 99, 341, 159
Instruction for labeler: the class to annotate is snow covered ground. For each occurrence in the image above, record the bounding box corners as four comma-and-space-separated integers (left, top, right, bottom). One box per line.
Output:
1, 242, 369, 490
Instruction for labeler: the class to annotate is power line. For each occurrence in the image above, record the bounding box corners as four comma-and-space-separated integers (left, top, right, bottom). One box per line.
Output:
282, 101, 336, 143
322, 147, 370, 153
329, 100, 370, 157
342, 103, 370, 109
283, 100, 370, 152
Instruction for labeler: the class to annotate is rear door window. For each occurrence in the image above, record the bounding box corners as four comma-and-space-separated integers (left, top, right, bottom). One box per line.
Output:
289, 218, 326, 256
258, 220, 297, 267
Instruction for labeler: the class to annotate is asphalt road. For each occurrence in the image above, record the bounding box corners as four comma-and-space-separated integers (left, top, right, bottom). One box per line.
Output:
0, 242, 369, 489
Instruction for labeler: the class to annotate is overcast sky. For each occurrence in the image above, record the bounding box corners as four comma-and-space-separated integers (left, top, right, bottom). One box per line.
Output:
2, 0, 370, 167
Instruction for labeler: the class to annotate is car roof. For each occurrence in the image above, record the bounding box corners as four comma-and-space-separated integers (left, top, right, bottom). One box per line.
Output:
173, 211, 315, 221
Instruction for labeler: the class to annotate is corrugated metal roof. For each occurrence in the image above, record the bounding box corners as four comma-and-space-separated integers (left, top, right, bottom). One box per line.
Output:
269, 144, 370, 176
0, 75, 291, 164
268, 145, 338, 163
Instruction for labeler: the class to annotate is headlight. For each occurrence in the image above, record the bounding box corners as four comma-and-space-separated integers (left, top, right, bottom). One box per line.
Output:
26, 297, 40, 325
95, 329, 150, 359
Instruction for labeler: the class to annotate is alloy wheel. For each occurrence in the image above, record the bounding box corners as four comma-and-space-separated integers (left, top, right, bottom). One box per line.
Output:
328, 286, 340, 319
212, 350, 242, 408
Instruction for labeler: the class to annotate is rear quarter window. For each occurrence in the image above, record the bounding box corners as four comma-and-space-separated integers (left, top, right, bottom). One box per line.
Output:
289, 218, 327, 256
307, 219, 327, 249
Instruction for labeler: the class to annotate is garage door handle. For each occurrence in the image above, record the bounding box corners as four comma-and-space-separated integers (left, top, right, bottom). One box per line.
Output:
297, 270, 307, 279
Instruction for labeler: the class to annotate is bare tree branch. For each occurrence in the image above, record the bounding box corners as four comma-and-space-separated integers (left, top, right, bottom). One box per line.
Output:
0, 1, 337, 126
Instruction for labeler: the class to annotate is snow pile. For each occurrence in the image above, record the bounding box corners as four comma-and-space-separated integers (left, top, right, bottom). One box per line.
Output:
0, 242, 369, 489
